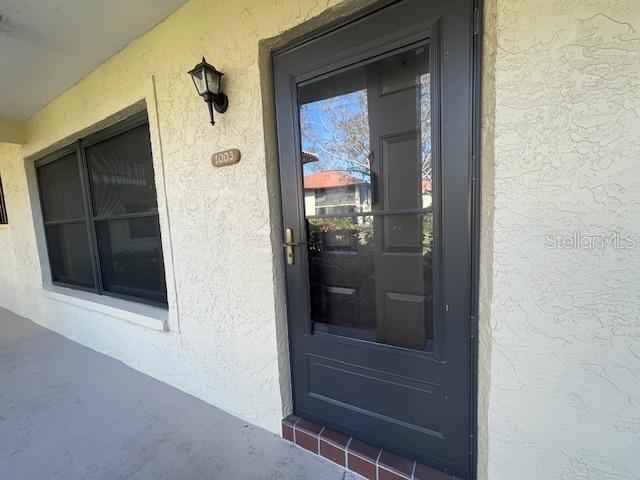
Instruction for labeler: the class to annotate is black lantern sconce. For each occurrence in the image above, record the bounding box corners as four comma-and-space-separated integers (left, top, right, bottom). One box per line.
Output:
188, 57, 229, 126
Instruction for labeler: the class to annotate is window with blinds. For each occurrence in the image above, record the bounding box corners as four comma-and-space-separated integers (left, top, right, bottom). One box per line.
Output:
35, 112, 167, 307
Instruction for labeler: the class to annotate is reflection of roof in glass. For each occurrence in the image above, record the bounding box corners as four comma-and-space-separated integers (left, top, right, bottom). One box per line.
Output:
422, 178, 431, 192
301, 151, 319, 164
303, 170, 365, 189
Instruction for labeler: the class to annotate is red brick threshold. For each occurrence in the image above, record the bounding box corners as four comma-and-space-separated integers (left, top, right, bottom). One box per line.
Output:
282, 415, 460, 480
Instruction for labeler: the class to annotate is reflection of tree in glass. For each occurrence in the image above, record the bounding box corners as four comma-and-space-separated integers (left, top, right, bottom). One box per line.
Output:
301, 74, 431, 186
301, 90, 371, 181
419, 73, 432, 184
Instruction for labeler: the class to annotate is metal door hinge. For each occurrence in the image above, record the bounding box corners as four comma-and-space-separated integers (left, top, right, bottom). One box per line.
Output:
470, 315, 477, 339
473, 8, 480, 36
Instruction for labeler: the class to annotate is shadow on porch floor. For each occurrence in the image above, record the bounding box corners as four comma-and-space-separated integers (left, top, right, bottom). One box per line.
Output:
0, 307, 349, 480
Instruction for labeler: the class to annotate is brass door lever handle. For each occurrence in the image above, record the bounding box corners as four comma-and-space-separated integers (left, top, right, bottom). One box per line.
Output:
283, 228, 298, 265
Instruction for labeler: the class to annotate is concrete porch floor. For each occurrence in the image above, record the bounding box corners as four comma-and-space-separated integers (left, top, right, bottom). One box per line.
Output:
0, 307, 347, 480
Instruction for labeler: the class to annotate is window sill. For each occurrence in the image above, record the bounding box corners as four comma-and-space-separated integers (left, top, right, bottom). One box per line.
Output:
43, 286, 169, 332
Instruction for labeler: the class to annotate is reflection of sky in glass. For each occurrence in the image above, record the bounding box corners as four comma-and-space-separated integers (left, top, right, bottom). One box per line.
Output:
300, 89, 370, 182
300, 75, 431, 184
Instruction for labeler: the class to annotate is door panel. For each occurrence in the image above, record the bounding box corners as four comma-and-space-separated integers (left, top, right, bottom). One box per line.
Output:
274, 1, 476, 477
307, 353, 444, 433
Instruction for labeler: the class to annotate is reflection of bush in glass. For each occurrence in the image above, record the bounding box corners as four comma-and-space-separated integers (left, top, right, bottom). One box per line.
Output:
309, 215, 432, 254
309, 216, 356, 232
308, 217, 374, 252
422, 213, 433, 255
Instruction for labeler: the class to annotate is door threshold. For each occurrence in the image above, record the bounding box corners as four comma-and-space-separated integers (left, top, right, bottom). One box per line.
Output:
282, 415, 461, 480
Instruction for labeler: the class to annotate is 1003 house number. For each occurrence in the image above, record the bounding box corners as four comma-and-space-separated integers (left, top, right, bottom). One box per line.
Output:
212, 149, 241, 167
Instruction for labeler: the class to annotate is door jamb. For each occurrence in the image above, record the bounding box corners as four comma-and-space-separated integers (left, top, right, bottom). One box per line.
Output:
470, 1, 483, 478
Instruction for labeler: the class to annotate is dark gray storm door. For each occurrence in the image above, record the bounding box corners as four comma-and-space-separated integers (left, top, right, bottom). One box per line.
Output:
273, 0, 478, 477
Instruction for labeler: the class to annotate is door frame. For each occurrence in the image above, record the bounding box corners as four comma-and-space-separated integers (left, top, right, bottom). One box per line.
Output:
270, 0, 483, 477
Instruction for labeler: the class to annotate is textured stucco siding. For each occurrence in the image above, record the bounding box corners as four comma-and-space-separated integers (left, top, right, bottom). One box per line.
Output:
483, 0, 640, 479
0, 143, 39, 315
0, 0, 639, 479
0, 0, 369, 435
0, 117, 26, 144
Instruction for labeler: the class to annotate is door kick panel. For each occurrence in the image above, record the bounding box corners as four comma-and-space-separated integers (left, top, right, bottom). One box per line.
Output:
307, 354, 445, 435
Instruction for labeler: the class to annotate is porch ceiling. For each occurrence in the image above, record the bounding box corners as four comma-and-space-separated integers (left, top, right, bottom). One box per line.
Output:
0, 0, 188, 121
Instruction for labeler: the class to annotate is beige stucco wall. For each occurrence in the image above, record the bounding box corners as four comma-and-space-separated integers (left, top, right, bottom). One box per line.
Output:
0, 117, 26, 144
0, 0, 378, 435
481, 0, 640, 478
0, 143, 33, 311
0, 0, 639, 479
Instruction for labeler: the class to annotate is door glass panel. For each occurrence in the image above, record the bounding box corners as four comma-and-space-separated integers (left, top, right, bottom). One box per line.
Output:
299, 45, 434, 351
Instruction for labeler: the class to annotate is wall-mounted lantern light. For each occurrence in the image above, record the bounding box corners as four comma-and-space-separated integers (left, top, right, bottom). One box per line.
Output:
188, 57, 229, 126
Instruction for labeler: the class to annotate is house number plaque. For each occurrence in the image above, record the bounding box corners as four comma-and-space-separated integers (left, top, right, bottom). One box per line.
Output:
212, 149, 241, 167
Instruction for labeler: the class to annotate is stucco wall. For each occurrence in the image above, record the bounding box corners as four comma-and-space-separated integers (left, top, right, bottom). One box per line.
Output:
0, 0, 639, 479
483, 0, 640, 478
0, 117, 26, 144
0, 143, 41, 317
0, 0, 377, 434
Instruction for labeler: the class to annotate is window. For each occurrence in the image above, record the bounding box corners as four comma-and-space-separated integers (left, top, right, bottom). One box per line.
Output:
36, 112, 167, 307
0, 176, 8, 225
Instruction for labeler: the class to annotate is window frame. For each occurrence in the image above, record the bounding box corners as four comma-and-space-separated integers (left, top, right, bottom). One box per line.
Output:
0, 175, 8, 225
35, 111, 168, 308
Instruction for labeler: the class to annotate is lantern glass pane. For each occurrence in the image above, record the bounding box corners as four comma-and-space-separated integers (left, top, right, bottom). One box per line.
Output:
191, 68, 207, 95
205, 69, 220, 95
